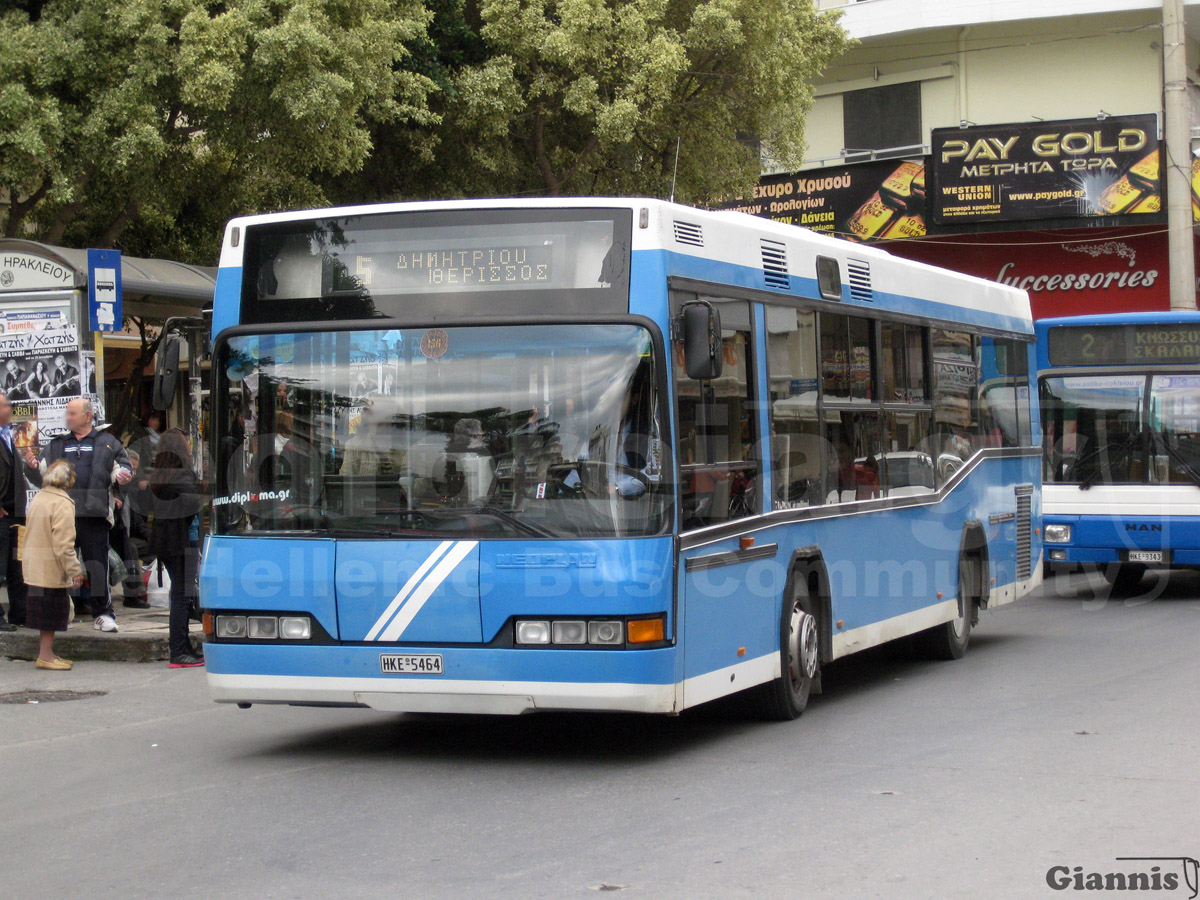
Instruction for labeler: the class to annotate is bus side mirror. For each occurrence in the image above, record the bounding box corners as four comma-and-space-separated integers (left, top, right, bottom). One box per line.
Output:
152, 335, 182, 410
682, 302, 723, 381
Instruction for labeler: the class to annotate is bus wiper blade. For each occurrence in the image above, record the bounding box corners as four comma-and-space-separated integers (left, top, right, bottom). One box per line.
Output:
442, 504, 555, 538
1078, 432, 1140, 491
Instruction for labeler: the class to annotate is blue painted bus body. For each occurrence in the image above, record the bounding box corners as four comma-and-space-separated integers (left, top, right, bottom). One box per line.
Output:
202, 200, 1039, 715
1037, 312, 1200, 573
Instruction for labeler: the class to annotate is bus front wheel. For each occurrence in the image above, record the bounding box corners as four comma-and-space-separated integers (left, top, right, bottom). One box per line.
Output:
751, 588, 820, 721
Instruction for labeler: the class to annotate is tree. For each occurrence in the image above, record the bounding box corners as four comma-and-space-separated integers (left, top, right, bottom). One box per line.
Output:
337, 0, 848, 206
0, 0, 437, 263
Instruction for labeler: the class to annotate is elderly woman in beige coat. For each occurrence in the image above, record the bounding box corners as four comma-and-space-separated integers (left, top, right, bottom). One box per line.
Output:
23, 460, 85, 669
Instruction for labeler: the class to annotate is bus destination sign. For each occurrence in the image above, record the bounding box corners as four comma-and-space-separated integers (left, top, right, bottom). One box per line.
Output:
1047, 323, 1200, 366
348, 244, 555, 292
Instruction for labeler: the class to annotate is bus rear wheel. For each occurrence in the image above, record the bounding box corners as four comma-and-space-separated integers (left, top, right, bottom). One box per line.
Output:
915, 555, 976, 660
750, 589, 820, 721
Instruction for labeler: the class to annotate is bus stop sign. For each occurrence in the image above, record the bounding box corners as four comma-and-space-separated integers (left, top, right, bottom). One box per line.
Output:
86, 248, 122, 332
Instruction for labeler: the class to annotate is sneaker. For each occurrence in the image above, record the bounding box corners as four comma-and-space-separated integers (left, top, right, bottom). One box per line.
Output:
36, 657, 73, 670
0, 622, 16, 633
122, 597, 151, 609
169, 654, 205, 669
93, 614, 119, 633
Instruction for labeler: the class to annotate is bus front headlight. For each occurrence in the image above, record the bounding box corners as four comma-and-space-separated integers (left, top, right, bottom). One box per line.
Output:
1044, 524, 1072, 543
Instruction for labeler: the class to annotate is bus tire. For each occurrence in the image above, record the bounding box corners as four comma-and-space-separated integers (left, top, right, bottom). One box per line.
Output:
749, 585, 820, 721
1103, 563, 1146, 593
915, 555, 976, 660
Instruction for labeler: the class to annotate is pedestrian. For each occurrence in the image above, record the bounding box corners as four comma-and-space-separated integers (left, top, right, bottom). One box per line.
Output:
24, 398, 132, 633
23, 460, 86, 669
0, 391, 32, 631
129, 410, 164, 474
110, 450, 150, 609
148, 428, 204, 668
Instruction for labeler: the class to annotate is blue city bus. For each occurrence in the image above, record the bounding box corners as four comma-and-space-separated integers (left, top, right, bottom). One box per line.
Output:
199, 199, 1040, 719
1038, 311, 1200, 591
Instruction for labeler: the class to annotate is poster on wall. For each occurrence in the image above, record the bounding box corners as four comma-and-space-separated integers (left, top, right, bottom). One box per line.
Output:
0, 325, 82, 440
0, 326, 81, 401
715, 158, 929, 241
0, 309, 72, 334
930, 114, 1160, 224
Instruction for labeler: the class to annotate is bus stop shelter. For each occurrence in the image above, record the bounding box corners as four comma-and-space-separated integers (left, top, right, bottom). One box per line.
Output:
0, 239, 214, 439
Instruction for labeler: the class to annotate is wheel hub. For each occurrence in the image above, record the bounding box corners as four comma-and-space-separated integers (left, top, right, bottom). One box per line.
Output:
788, 606, 819, 686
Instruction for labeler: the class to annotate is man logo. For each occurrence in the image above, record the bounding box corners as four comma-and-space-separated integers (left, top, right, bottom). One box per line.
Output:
1125, 523, 1163, 532
0, 270, 13, 288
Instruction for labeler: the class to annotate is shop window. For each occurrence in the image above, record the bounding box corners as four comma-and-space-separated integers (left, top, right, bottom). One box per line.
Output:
843, 82, 921, 155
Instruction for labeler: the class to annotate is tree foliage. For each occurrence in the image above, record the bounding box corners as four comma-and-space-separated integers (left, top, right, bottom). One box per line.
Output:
0, 0, 435, 261
0, 0, 846, 264
342, 0, 848, 206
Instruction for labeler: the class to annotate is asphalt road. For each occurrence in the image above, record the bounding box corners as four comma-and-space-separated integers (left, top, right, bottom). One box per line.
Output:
2, 569, 1198, 900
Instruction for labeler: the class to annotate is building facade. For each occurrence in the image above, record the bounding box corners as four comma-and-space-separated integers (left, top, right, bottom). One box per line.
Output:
728, 0, 1200, 318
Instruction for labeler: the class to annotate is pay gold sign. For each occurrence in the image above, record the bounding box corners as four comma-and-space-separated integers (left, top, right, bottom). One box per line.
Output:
420, 328, 449, 359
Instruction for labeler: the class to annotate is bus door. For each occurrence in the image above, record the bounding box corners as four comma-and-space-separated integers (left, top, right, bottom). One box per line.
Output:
674, 299, 775, 697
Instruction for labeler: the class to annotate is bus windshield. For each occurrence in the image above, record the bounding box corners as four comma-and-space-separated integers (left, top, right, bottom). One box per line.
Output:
213, 324, 673, 538
1041, 373, 1200, 486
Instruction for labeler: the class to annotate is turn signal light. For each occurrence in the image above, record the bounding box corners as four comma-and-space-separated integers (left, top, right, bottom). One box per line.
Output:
627, 618, 665, 644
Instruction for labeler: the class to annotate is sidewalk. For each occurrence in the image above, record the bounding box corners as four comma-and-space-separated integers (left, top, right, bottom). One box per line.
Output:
0, 585, 205, 663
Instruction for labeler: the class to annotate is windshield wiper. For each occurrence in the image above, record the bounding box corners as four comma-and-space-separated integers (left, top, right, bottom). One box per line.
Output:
1078, 432, 1142, 491
440, 503, 555, 538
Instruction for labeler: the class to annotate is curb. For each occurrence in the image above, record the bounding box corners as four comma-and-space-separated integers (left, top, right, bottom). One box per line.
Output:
0, 629, 170, 663
0, 619, 207, 664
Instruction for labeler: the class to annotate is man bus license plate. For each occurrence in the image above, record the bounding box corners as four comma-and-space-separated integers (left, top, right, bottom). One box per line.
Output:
1128, 550, 1162, 563
380, 654, 444, 675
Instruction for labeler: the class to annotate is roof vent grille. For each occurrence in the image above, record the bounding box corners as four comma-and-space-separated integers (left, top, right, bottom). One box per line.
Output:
847, 259, 873, 302
673, 220, 704, 247
761, 239, 790, 290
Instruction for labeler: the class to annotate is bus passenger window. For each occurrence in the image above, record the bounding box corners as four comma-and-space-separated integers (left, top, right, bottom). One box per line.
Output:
821, 313, 874, 404
673, 299, 760, 530
932, 329, 979, 481
882, 410, 935, 496
766, 306, 822, 508
824, 412, 883, 503
979, 336, 1029, 449
881, 322, 927, 403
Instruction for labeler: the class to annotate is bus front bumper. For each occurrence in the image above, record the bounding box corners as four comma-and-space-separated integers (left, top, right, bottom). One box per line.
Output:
1042, 514, 1200, 567
205, 643, 679, 715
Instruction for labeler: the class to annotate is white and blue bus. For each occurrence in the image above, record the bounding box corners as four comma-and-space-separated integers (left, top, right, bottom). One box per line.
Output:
199, 199, 1040, 719
1038, 311, 1200, 591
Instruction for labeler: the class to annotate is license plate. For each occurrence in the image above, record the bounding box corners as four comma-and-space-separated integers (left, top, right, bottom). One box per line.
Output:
380, 654, 443, 675
1128, 550, 1163, 563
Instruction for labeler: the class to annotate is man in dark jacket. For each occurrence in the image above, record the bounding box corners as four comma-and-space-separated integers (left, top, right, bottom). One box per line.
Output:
0, 391, 31, 630
24, 398, 132, 632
